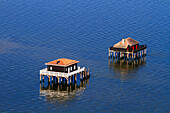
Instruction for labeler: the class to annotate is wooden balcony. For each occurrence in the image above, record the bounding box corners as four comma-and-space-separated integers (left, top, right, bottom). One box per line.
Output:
40, 66, 85, 78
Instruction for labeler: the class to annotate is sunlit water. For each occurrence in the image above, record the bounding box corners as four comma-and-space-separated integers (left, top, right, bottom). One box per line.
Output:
0, 0, 169, 112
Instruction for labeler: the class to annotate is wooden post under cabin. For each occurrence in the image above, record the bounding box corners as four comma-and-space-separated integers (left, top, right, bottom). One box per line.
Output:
43, 75, 44, 82
40, 75, 41, 83
48, 77, 50, 83
52, 76, 53, 82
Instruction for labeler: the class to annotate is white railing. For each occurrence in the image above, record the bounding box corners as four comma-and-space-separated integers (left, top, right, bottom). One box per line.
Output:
68, 67, 85, 76
40, 67, 85, 77
40, 68, 67, 77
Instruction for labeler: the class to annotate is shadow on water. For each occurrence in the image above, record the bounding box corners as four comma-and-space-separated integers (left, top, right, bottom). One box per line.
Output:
108, 56, 146, 80
39, 78, 90, 103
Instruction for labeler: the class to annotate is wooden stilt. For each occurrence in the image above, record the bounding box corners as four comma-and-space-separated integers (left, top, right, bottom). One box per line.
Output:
110, 52, 112, 58
69, 76, 71, 84
84, 69, 87, 78
80, 73, 82, 79
82, 72, 84, 79
135, 53, 136, 59
115, 52, 117, 59
43, 75, 44, 82
61, 77, 63, 82
52, 76, 53, 83
108, 50, 110, 57
40, 75, 41, 83
75, 74, 77, 82
48, 83, 50, 89
124, 53, 125, 60
66, 78, 69, 84
120, 52, 122, 58
48, 77, 50, 83
58, 77, 60, 84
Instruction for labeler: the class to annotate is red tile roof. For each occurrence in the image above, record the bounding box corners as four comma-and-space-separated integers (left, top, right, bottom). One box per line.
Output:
113, 37, 139, 48
45, 58, 79, 66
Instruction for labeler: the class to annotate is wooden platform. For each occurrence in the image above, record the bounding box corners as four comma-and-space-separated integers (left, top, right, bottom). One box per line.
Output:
109, 45, 147, 60
40, 66, 90, 85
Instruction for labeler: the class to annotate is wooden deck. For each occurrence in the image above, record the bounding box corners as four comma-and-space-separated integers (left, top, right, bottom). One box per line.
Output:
40, 67, 85, 78
40, 66, 90, 84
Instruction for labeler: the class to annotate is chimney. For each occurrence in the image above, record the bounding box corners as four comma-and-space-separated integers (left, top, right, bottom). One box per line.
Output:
122, 39, 125, 44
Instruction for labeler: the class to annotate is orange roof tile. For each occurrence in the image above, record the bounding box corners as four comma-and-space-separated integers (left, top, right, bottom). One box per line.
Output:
45, 58, 79, 66
113, 37, 139, 48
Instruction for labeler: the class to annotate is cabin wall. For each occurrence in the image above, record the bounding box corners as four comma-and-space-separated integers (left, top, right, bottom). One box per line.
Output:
47, 63, 78, 73
128, 44, 139, 51
110, 47, 127, 52
65, 63, 78, 73
47, 65, 65, 72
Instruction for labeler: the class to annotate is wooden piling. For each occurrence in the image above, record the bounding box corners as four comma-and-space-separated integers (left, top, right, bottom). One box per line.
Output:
48, 77, 50, 83
52, 76, 53, 83
69, 76, 71, 84
108, 50, 111, 57
65, 78, 68, 84
80, 72, 82, 79
75, 74, 77, 82
43, 75, 44, 82
58, 77, 60, 84
40, 75, 41, 83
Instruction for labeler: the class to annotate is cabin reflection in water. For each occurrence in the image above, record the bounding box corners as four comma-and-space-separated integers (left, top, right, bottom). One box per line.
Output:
108, 57, 146, 80
39, 78, 90, 102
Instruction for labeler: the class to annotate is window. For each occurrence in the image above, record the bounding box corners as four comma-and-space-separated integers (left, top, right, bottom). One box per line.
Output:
50, 67, 52, 70
66, 68, 67, 71
70, 67, 72, 71
74, 65, 76, 70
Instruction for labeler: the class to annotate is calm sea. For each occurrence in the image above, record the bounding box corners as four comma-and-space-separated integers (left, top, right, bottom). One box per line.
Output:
0, 0, 169, 112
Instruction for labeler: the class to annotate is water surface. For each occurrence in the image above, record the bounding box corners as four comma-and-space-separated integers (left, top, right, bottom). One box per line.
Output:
0, 0, 169, 112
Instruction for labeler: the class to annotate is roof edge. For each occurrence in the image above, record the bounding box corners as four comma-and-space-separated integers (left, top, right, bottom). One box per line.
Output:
45, 61, 79, 67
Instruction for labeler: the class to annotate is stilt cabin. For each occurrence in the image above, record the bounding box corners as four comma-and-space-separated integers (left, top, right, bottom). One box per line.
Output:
109, 37, 147, 60
45, 58, 79, 73
40, 58, 90, 85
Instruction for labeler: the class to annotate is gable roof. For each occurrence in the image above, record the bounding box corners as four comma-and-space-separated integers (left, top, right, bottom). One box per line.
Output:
113, 37, 139, 49
45, 58, 79, 67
